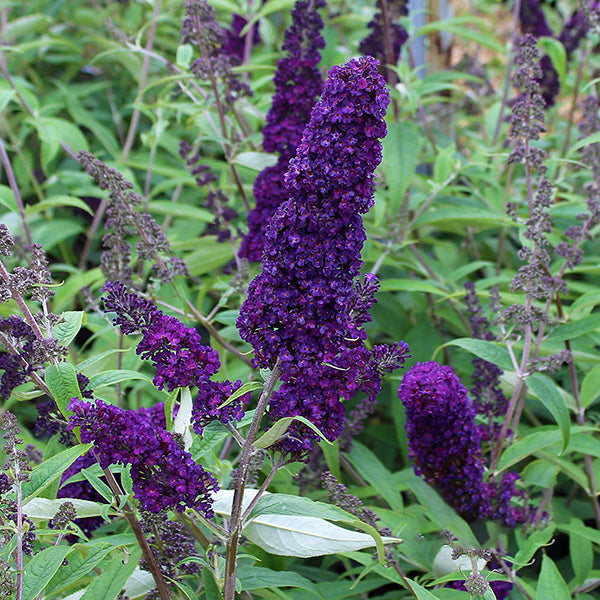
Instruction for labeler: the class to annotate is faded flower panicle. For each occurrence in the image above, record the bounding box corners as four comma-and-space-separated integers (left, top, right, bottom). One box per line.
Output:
464, 282, 508, 427
140, 514, 201, 581
238, 57, 408, 455
181, 0, 251, 106
399, 362, 528, 526
359, 0, 408, 66
78, 152, 187, 285
103, 282, 220, 391
68, 399, 217, 515
240, 0, 326, 262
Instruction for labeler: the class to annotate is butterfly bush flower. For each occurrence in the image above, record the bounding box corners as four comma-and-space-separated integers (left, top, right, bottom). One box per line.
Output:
103, 282, 250, 430
399, 362, 527, 526
238, 57, 409, 455
240, 0, 326, 262
69, 399, 217, 515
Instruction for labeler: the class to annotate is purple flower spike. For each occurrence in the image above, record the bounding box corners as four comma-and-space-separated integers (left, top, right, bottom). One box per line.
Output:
103, 282, 220, 392
399, 361, 489, 520
69, 399, 217, 515
238, 57, 402, 456
240, 0, 326, 262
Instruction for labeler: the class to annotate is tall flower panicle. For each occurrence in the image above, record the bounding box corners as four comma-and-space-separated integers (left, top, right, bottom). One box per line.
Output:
68, 399, 217, 515
238, 57, 409, 455
399, 362, 528, 526
240, 0, 326, 262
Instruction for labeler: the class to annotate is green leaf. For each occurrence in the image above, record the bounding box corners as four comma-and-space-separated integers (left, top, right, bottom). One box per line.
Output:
405, 579, 440, 600
538, 37, 567, 87
30, 219, 84, 252
581, 364, 600, 408
0, 89, 16, 113
547, 313, 600, 342
53, 311, 85, 347
237, 566, 320, 595
433, 145, 456, 184
46, 542, 115, 597
379, 278, 448, 296
438, 338, 514, 371
146, 200, 212, 222
253, 415, 334, 449
414, 206, 513, 228
21, 545, 72, 600
382, 121, 421, 214
513, 525, 555, 569
202, 567, 224, 600
45, 362, 83, 419
537, 556, 571, 600
23, 497, 113, 520
346, 441, 403, 511
185, 237, 234, 275
176, 44, 193, 69
88, 369, 153, 390
217, 381, 262, 409
21, 444, 93, 503
569, 130, 600, 155
496, 429, 563, 472
26, 195, 94, 216
80, 547, 143, 600
569, 519, 594, 586
233, 151, 278, 171
527, 374, 570, 453
396, 470, 478, 546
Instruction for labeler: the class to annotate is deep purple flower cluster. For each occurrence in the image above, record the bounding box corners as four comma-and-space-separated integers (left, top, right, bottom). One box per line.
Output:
359, 0, 408, 66
104, 282, 220, 392
399, 362, 528, 526
239, 0, 325, 262
399, 361, 489, 519
192, 379, 249, 435
69, 399, 217, 514
238, 57, 406, 455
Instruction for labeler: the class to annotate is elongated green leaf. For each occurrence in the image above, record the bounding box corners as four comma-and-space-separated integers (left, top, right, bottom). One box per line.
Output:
538, 37, 566, 87
53, 311, 85, 347
497, 429, 563, 472
405, 579, 440, 600
347, 441, 403, 511
537, 556, 571, 600
568, 130, 600, 155
76, 348, 130, 372
379, 278, 447, 296
569, 519, 593, 586
88, 369, 153, 390
547, 313, 600, 342
250, 492, 357, 523
147, 200, 212, 222
26, 195, 94, 216
237, 566, 320, 594
80, 548, 143, 600
253, 415, 334, 449
513, 525, 555, 569
439, 338, 514, 371
21, 546, 71, 600
527, 374, 570, 453
47, 542, 115, 596
217, 381, 262, 409
395, 470, 478, 546
45, 362, 82, 418
580, 364, 600, 408
202, 567, 223, 600
414, 207, 512, 228
21, 444, 93, 503
23, 497, 113, 520
243, 514, 398, 559
233, 151, 278, 171
383, 122, 421, 214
